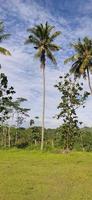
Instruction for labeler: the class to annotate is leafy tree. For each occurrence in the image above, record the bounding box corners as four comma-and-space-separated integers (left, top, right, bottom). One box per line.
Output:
25, 22, 61, 150
15, 128, 29, 149
64, 37, 92, 94
0, 71, 15, 147
0, 21, 11, 55
30, 126, 42, 146
11, 98, 30, 143
80, 128, 92, 151
45, 128, 56, 148
74, 127, 92, 152
0, 72, 15, 123
55, 73, 89, 151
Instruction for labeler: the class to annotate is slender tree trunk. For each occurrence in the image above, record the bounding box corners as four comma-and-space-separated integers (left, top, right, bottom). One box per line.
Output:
87, 68, 92, 95
15, 130, 18, 144
2, 126, 4, 147
1, 121, 4, 147
4, 127, 6, 148
80, 134, 85, 152
8, 126, 11, 148
51, 139, 54, 148
66, 127, 70, 152
15, 113, 19, 144
66, 131, 69, 151
8, 113, 14, 147
41, 66, 45, 150
35, 139, 37, 146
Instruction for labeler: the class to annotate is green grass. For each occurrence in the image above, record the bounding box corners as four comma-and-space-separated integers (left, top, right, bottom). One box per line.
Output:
0, 150, 92, 200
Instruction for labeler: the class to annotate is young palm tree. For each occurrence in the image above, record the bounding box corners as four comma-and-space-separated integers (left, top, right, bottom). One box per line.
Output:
25, 22, 61, 150
0, 21, 11, 56
64, 37, 92, 94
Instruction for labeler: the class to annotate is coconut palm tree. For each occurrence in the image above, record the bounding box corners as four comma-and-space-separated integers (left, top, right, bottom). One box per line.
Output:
64, 37, 92, 94
25, 22, 61, 150
0, 21, 11, 55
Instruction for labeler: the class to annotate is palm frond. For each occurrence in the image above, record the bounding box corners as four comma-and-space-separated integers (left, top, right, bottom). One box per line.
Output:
48, 43, 61, 51
0, 21, 4, 33
0, 34, 10, 42
71, 39, 85, 55
46, 49, 57, 64
0, 46, 11, 56
37, 24, 44, 40
79, 58, 89, 73
66, 37, 92, 89
43, 22, 55, 39
70, 64, 81, 78
25, 22, 61, 65
64, 55, 78, 64
25, 35, 40, 46
27, 27, 41, 40
34, 48, 42, 59
49, 31, 61, 42
48, 25, 55, 32
0, 21, 10, 41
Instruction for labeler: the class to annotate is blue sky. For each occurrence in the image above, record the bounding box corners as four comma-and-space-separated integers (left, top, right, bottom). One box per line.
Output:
0, 0, 92, 128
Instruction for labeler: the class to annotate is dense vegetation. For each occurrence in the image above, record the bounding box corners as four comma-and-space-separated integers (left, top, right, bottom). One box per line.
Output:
0, 125, 92, 152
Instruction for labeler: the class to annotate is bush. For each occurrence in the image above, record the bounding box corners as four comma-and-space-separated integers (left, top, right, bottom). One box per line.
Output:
16, 138, 28, 148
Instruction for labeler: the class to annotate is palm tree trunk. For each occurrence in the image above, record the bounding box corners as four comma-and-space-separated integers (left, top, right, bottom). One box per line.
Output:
41, 66, 45, 150
87, 68, 92, 95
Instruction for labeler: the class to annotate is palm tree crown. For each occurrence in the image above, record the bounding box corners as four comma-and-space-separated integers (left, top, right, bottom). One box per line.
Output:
25, 22, 61, 67
0, 21, 11, 56
64, 37, 92, 93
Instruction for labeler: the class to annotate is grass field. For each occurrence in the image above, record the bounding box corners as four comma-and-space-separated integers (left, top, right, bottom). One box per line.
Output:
0, 150, 92, 200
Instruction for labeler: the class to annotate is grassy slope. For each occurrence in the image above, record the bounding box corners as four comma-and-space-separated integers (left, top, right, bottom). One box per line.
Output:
0, 150, 92, 200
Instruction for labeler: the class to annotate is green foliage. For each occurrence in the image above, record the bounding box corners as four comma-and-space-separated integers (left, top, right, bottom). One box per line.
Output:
16, 138, 28, 148
30, 126, 41, 143
0, 124, 92, 151
79, 128, 92, 151
64, 37, 92, 93
25, 22, 61, 67
0, 21, 11, 55
65, 37, 92, 77
55, 73, 89, 150
0, 72, 15, 122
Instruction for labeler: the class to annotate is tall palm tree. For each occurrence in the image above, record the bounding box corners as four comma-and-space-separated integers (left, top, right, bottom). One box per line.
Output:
64, 37, 92, 94
0, 21, 11, 55
25, 22, 61, 150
